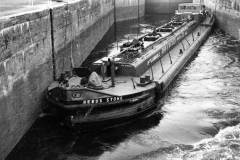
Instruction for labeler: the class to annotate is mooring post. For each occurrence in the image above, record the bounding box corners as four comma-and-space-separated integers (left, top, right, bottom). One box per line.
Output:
110, 58, 115, 87
131, 78, 136, 89
159, 58, 164, 73
168, 52, 172, 64
179, 49, 183, 55
150, 61, 154, 80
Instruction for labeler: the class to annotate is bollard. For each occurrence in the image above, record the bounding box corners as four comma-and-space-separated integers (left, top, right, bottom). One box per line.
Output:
179, 49, 183, 55
160, 58, 164, 73
109, 58, 115, 87
168, 53, 172, 64
101, 61, 106, 81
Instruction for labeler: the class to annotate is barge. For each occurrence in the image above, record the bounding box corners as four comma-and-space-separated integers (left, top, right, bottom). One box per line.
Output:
46, 2, 215, 127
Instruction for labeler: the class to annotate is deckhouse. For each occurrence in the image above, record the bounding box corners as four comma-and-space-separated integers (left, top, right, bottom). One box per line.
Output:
175, 3, 206, 21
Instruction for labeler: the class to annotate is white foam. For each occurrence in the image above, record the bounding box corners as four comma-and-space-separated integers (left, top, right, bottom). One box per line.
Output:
181, 124, 240, 160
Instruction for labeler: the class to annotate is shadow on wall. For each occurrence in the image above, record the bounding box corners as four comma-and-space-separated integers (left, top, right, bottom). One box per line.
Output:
146, 0, 193, 14
115, 0, 146, 22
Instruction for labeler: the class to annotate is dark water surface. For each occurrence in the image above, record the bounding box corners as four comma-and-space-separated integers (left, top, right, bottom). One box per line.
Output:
7, 15, 240, 160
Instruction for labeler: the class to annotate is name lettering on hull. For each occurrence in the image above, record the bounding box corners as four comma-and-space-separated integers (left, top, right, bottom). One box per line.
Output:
83, 97, 122, 104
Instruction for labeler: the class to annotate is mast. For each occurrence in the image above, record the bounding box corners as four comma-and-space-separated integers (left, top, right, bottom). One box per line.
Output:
168, 0, 170, 20
214, 0, 217, 16
114, 0, 117, 41
67, 0, 74, 69
113, 0, 119, 50
137, 0, 140, 37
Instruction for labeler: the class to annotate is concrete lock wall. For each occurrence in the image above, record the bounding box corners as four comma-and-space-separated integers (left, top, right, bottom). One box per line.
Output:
116, 0, 145, 22
0, 0, 114, 159
52, 0, 114, 77
146, 0, 193, 14
0, 10, 53, 160
204, 0, 240, 40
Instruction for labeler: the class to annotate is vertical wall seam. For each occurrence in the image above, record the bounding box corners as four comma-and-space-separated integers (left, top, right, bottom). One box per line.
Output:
114, 0, 117, 41
138, 0, 140, 35
49, 8, 57, 80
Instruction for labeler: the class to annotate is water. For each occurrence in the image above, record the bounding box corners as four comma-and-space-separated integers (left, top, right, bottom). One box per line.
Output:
7, 15, 240, 160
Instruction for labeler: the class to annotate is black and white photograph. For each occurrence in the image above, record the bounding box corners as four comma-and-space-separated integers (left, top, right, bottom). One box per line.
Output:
0, 0, 240, 159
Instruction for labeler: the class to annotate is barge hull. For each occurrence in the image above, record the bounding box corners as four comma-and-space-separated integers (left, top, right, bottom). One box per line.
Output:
149, 17, 214, 93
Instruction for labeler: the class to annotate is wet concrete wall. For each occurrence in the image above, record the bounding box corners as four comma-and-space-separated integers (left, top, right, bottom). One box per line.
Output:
52, 0, 114, 77
116, 0, 145, 22
146, 0, 193, 14
0, 0, 114, 159
0, 10, 53, 160
204, 0, 240, 39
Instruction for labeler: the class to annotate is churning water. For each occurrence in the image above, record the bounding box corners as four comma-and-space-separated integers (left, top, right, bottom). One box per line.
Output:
7, 15, 240, 160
